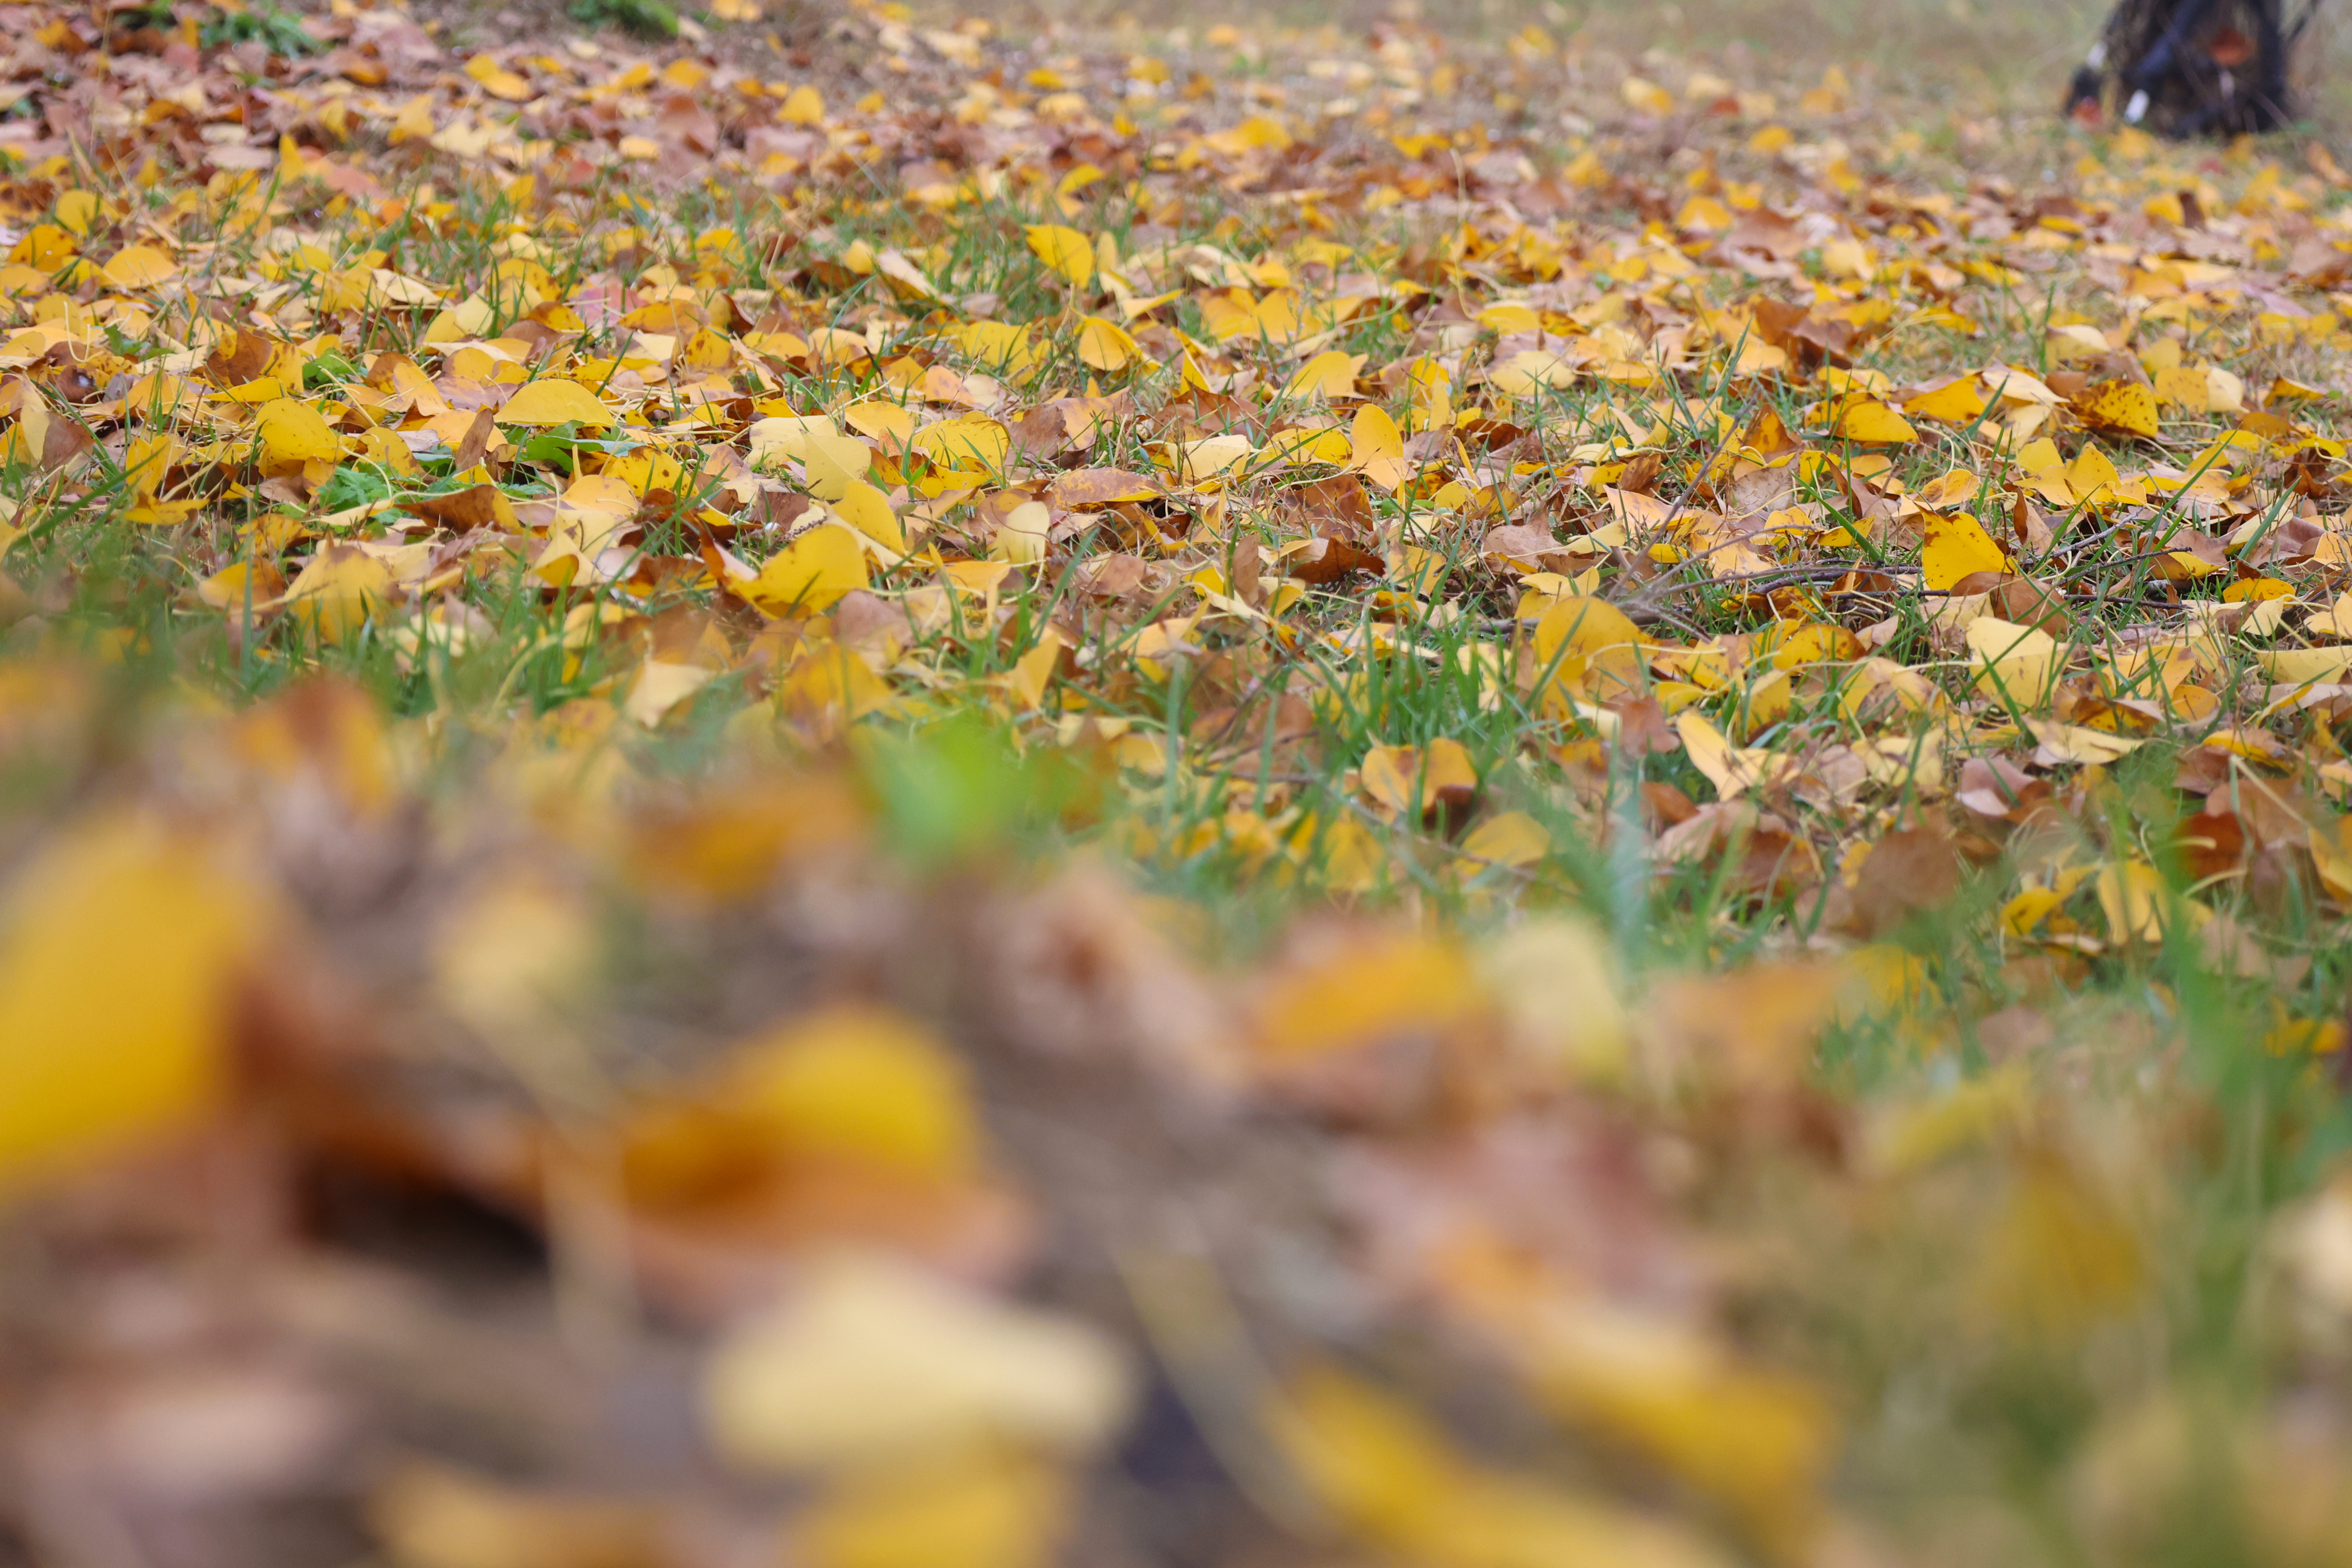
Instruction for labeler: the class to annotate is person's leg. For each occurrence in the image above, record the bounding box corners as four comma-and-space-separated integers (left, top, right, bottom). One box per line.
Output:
2121, 0, 2219, 123
2249, 0, 2289, 129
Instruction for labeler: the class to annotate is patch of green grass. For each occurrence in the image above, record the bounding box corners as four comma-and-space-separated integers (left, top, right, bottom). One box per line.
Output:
199, 3, 323, 56
567, 0, 680, 41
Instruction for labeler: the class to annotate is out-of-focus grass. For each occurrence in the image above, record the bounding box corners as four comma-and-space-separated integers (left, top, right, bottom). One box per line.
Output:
1016, 0, 2352, 129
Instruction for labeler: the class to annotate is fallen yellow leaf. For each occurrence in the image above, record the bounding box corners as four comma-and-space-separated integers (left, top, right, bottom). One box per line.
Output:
1832, 399, 1917, 444
252, 397, 341, 472
701, 1253, 1133, 1471
274, 544, 398, 644
738, 524, 870, 614
495, 378, 618, 427
99, 243, 177, 290
0, 819, 259, 1195
1919, 510, 2010, 590
1023, 223, 1096, 287
2073, 378, 2161, 440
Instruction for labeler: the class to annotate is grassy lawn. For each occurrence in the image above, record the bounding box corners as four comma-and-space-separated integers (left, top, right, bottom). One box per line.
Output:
7, 0, 2352, 1564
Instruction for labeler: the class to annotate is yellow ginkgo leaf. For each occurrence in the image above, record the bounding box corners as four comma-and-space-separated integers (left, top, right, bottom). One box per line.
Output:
2064, 442, 2122, 507
1902, 375, 1989, 423
2303, 590, 2352, 639
1971, 1153, 2144, 1337
495, 378, 618, 427
1476, 302, 1542, 334
2094, 861, 2170, 944
433, 879, 596, 1049
803, 429, 879, 501
1531, 594, 1645, 699
620, 1005, 983, 1202
1268, 1369, 1736, 1568
843, 400, 919, 448
0, 819, 260, 1196
2073, 378, 2160, 440
1477, 917, 1627, 1080
1461, 810, 1550, 868
274, 544, 398, 644
99, 243, 177, 291
369, 1464, 675, 1568
1025, 224, 1096, 287
1004, 628, 1066, 709
2024, 718, 2143, 767
1253, 931, 1480, 1060
910, 413, 1011, 473
1918, 510, 2009, 591
623, 661, 717, 729
747, 413, 839, 469
2223, 576, 2295, 605
1964, 616, 2060, 707
1361, 738, 1478, 820
946, 320, 1035, 377
1674, 710, 1776, 799
990, 500, 1053, 565
2256, 647, 2352, 684
738, 524, 869, 615
1348, 401, 1403, 466
2152, 364, 2213, 410
252, 398, 341, 472
1076, 315, 1138, 373
1912, 469, 1979, 510
388, 94, 435, 144
1406, 356, 1454, 429
54, 190, 101, 238
463, 52, 532, 101
1489, 348, 1580, 398
1348, 402, 1410, 490
777, 84, 824, 125
1832, 400, 1918, 444
122, 432, 183, 502
1174, 433, 1255, 484
828, 480, 906, 554
9, 222, 76, 270
1282, 349, 1365, 402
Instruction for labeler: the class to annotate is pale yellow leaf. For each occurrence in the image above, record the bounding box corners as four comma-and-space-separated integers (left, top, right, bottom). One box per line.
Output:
828, 480, 906, 553
1076, 315, 1138, 372
273, 544, 398, 644
99, 243, 177, 291
1964, 616, 2060, 706
1476, 917, 1627, 1081
702, 1253, 1133, 1471
495, 378, 617, 427
842, 400, 919, 448
252, 398, 340, 471
1461, 809, 1550, 867
1024, 224, 1096, 287
0, 819, 259, 1195
738, 524, 869, 614
989, 500, 1052, 564
909, 413, 1011, 473
1282, 349, 1365, 402
1253, 931, 1479, 1059
623, 660, 716, 728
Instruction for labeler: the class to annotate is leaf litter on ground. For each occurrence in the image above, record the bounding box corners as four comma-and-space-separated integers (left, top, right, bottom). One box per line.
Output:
12, 0, 2352, 1564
